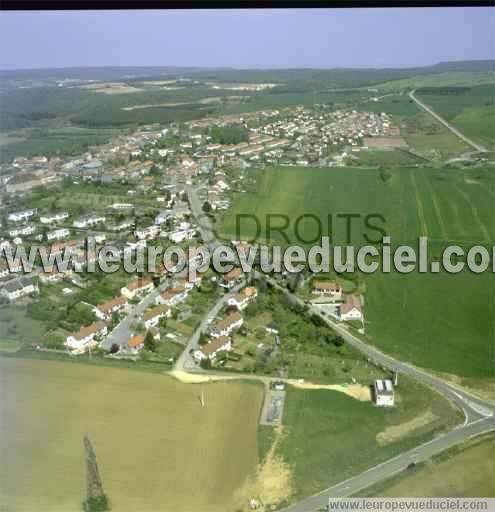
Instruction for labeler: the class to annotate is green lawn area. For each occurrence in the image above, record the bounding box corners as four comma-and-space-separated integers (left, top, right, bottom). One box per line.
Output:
273, 376, 462, 505
357, 433, 495, 497
221, 165, 495, 389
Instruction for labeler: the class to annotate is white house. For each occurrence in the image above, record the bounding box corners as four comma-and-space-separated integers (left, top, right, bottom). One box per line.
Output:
73, 215, 106, 229
65, 321, 108, 351
121, 277, 154, 299
9, 225, 35, 237
227, 287, 257, 310
219, 267, 243, 289
126, 334, 145, 354
40, 211, 69, 224
8, 209, 36, 223
39, 269, 66, 284
155, 211, 172, 225
194, 335, 232, 361
94, 295, 127, 320
155, 286, 188, 307
374, 379, 395, 407
0, 277, 39, 302
46, 228, 70, 241
340, 295, 363, 322
143, 304, 171, 329
168, 229, 195, 244
135, 225, 160, 240
312, 281, 343, 301
210, 312, 243, 338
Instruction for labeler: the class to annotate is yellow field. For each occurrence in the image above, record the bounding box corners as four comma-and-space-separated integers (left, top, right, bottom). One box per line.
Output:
0, 359, 264, 512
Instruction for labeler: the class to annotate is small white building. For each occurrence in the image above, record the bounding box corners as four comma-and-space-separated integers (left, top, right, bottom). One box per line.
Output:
374, 379, 395, 407
194, 336, 232, 361
66, 321, 108, 352
7, 209, 36, 223
210, 312, 243, 338
135, 225, 160, 240
46, 228, 70, 241
155, 286, 188, 307
340, 295, 363, 322
312, 280, 343, 301
9, 225, 35, 237
73, 215, 106, 229
143, 304, 171, 329
227, 287, 257, 311
121, 277, 154, 299
40, 211, 69, 224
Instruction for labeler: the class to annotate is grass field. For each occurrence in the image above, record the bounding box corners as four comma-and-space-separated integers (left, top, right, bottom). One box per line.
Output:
220, 165, 495, 387
273, 377, 462, 505
358, 433, 495, 497
0, 358, 264, 512
416, 85, 495, 150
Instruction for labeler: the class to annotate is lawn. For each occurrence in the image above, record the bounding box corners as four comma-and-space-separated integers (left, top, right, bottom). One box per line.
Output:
358, 433, 495, 497
220, 165, 495, 387
272, 376, 462, 505
0, 358, 264, 512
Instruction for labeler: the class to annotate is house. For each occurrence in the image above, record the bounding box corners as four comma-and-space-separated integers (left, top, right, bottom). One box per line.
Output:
66, 321, 108, 351
168, 229, 195, 244
121, 277, 154, 299
9, 224, 35, 237
73, 215, 106, 229
210, 312, 243, 338
94, 295, 127, 320
219, 267, 243, 288
227, 287, 257, 310
312, 280, 343, 301
135, 225, 160, 240
340, 294, 363, 322
46, 228, 70, 241
143, 304, 171, 329
39, 211, 69, 224
0, 277, 39, 301
0, 259, 22, 279
127, 334, 145, 353
7, 209, 36, 223
155, 211, 173, 225
374, 379, 395, 407
155, 286, 187, 307
39, 269, 66, 284
194, 336, 232, 361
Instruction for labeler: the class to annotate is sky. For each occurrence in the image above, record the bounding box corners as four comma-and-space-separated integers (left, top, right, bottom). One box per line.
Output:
0, 8, 494, 70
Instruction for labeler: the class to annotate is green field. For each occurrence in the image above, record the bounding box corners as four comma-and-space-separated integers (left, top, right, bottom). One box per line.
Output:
0, 358, 264, 512
358, 433, 495, 497
416, 85, 495, 150
221, 166, 495, 389
274, 378, 461, 505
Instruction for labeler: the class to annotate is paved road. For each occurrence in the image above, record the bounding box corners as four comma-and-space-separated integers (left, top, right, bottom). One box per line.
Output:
409, 90, 487, 153
185, 186, 495, 511
174, 280, 246, 372
101, 281, 170, 350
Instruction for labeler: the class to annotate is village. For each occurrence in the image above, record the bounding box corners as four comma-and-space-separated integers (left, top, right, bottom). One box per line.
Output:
0, 102, 403, 412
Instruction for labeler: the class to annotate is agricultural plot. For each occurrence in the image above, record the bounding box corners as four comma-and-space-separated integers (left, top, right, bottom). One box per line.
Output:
221, 166, 495, 385
358, 433, 495, 497
0, 358, 264, 512
416, 85, 495, 150
271, 377, 461, 506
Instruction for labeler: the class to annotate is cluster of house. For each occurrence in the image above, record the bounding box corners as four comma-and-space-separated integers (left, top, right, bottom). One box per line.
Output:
312, 280, 364, 322
193, 268, 257, 363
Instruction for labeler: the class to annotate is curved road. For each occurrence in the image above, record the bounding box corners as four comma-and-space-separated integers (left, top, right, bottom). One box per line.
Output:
184, 185, 495, 511
409, 89, 487, 153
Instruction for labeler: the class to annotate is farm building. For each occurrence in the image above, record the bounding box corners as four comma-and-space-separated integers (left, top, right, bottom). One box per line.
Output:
374, 379, 395, 407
